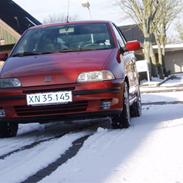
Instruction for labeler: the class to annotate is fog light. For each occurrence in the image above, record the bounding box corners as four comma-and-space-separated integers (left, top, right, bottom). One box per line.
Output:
0, 109, 5, 118
101, 101, 111, 110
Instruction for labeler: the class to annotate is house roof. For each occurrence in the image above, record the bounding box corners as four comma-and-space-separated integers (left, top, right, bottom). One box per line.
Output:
0, 0, 41, 35
119, 24, 156, 44
118, 24, 144, 42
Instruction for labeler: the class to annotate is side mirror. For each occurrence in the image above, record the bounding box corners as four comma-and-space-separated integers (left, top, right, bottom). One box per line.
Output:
125, 40, 141, 51
0, 53, 8, 61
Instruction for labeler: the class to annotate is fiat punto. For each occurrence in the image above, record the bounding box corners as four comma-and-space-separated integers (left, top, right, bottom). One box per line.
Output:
0, 21, 141, 137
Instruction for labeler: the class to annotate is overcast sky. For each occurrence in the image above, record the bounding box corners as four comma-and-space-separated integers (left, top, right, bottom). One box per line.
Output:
14, 0, 133, 26
13, 0, 180, 40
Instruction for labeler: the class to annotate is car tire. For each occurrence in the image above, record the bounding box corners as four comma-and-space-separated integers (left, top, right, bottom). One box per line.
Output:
0, 122, 18, 138
112, 82, 131, 129
130, 90, 142, 117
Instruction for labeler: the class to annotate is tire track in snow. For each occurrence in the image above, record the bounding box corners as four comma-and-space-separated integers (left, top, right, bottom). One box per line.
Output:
0, 133, 67, 160
0, 122, 97, 160
21, 135, 90, 183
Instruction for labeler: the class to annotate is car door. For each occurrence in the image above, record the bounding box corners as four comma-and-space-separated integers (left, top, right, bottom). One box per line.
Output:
111, 24, 138, 101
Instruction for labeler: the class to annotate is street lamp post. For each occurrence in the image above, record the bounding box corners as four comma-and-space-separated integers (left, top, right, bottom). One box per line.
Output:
66, 0, 70, 22
81, 0, 92, 19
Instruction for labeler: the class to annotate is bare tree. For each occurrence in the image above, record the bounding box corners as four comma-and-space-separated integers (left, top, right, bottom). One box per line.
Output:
118, 0, 182, 78
176, 22, 183, 41
118, 0, 160, 77
43, 14, 79, 24
153, 0, 182, 78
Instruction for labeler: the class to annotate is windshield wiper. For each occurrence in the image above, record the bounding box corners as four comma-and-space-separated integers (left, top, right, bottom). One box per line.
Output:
58, 49, 78, 53
58, 48, 98, 53
11, 52, 40, 57
11, 51, 54, 57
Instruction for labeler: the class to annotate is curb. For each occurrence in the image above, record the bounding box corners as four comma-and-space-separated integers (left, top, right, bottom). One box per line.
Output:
142, 101, 183, 105
157, 75, 174, 86
140, 73, 183, 93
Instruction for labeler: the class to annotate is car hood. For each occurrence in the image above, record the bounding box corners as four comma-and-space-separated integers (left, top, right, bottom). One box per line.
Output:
0, 49, 114, 87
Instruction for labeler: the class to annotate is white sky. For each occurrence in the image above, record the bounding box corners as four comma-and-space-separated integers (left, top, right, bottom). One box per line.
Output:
13, 0, 180, 40
14, 0, 133, 26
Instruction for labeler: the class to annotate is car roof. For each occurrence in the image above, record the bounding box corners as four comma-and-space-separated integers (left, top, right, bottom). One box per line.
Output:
28, 20, 113, 30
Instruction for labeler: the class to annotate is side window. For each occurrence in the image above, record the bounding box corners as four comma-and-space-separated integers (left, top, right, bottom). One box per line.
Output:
112, 24, 126, 48
116, 27, 127, 44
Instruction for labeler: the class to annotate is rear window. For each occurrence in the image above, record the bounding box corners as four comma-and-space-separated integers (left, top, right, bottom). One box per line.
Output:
11, 23, 114, 56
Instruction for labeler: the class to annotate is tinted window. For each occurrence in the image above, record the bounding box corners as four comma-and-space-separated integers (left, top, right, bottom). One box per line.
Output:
11, 23, 115, 56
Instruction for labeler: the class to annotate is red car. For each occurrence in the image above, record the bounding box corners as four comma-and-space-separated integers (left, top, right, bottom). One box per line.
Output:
0, 21, 141, 137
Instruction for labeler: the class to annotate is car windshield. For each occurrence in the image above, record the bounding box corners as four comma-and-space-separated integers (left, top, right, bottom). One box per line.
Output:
11, 23, 114, 57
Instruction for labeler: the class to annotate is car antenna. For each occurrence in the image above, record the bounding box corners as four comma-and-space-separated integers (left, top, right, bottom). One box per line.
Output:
66, 0, 70, 23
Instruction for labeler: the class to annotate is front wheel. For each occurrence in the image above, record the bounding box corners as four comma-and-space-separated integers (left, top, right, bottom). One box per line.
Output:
112, 82, 131, 129
0, 122, 18, 138
130, 90, 142, 117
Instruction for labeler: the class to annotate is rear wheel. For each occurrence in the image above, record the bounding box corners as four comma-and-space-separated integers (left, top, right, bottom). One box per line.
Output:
0, 122, 18, 138
112, 82, 131, 129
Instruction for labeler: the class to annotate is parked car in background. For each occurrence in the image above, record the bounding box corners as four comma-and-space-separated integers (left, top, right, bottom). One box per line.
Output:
0, 20, 141, 137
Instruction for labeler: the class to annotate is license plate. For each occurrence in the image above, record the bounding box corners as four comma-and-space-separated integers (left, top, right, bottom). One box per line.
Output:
26, 91, 72, 106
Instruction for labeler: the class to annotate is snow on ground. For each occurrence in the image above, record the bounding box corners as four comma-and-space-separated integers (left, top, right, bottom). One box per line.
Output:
140, 73, 183, 94
0, 123, 46, 157
1, 90, 183, 183
18, 123, 45, 135
142, 91, 183, 103
140, 77, 163, 86
161, 73, 183, 87
0, 132, 89, 183
40, 93, 183, 183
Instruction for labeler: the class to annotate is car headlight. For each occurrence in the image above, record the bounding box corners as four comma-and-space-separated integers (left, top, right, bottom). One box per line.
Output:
77, 70, 115, 83
0, 78, 22, 88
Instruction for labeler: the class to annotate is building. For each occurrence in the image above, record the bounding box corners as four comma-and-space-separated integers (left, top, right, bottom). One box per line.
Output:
119, 24, 145, 43
0, 0, 41, 56
153, 44, 183, 74
120, 24, 183, 75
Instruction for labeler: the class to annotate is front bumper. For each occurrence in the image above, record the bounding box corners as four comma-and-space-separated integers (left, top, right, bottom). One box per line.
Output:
0, 79, 124, 123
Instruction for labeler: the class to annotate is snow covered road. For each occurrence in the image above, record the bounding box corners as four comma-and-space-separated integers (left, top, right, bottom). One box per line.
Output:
0, 91, 183, 183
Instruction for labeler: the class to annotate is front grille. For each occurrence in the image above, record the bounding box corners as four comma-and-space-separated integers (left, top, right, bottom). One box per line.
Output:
14, 101, 88, 117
